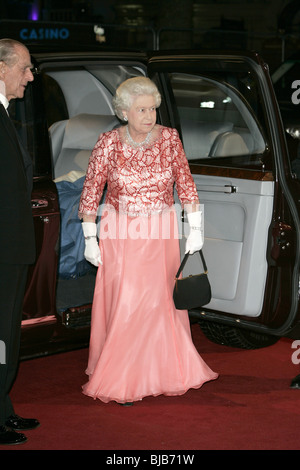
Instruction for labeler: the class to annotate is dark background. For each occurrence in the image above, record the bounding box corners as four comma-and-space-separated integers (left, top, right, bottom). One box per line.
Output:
0, 0, 299, 71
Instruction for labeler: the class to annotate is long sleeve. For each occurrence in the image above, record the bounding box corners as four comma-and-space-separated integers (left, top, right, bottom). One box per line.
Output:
78, 133, 109, 218
170, 128, 199, 207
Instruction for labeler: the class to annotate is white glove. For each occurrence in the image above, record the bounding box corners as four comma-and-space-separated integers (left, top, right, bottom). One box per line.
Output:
82, 222, 102, 266
185, 211, 204, 254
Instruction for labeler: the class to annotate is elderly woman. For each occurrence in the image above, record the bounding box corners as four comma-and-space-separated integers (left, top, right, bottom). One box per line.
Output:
78, 77, 218, 405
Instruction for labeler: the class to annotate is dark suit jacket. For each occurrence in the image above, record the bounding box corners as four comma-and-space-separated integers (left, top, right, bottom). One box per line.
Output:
0, 103, 35, 264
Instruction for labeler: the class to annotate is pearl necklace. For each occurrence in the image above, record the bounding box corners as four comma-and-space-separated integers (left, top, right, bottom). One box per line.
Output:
126, 126, 152, 148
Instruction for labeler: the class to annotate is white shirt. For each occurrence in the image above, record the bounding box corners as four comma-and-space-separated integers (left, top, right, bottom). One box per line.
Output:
0, 80, 9, 111
0, 93, 9, 111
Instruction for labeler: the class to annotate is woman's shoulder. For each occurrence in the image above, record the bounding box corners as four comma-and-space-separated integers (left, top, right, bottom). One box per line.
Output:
157, 125, 180, 142
102, 126, 120, 138
96, 127, 121, 145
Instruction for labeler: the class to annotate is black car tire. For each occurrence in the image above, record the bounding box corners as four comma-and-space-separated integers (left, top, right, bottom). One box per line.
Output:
197, 319, 278, 349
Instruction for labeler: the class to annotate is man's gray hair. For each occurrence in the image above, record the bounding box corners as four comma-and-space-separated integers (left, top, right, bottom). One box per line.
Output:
0, 38, 27, 66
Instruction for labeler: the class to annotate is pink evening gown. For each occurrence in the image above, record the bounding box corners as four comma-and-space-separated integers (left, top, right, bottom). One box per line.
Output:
78, 125, 218, 404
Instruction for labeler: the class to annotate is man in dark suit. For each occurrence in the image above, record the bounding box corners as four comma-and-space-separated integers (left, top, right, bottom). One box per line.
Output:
0, 38, 39, 445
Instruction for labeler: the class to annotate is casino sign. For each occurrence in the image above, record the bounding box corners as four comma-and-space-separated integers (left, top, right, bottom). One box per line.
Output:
0, 20, 97, 45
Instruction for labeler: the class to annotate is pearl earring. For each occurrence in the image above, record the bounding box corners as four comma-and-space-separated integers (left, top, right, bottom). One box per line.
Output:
123, 116, 128, 121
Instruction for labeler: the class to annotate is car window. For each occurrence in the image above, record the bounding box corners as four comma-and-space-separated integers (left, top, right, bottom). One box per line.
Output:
42, 63, 145, 126
38, 62, 146, 179
169, 71, 267, 169
8, 61, 146, 178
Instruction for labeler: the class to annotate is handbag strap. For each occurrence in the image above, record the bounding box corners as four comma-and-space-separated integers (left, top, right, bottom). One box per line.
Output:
175, 250, 208, 279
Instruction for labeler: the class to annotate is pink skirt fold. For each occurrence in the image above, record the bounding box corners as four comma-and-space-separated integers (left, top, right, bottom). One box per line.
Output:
82, 208, 218, 403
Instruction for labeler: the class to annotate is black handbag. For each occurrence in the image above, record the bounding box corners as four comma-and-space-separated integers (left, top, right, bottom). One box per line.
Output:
173, 250, 211, 310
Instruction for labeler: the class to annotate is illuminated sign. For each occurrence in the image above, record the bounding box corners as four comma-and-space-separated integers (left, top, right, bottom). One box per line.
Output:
0, 20, 113, 46
20, 27, 70, 41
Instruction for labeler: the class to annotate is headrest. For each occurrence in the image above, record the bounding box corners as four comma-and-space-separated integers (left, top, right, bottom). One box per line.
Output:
62, 113, 119, 150
181, 120, 234, 159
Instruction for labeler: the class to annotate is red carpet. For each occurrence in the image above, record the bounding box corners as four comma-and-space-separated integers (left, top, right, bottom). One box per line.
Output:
3, 324, 300, 451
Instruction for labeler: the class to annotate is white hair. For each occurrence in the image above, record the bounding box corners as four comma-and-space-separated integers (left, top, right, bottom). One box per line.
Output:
0, 38, 28, 66
112, 76, 161, 121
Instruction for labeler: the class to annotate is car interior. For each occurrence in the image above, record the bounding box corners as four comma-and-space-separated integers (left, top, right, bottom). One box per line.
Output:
34, 59, 273, 321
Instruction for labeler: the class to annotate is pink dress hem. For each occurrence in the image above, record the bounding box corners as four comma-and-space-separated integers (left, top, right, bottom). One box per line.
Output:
82, 373, 219, 404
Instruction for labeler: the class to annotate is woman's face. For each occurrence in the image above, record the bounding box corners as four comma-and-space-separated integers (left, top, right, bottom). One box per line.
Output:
125, 94, 156, 138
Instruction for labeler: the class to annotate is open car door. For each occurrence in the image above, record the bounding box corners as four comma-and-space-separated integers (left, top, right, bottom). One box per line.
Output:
148, 51, 300, 348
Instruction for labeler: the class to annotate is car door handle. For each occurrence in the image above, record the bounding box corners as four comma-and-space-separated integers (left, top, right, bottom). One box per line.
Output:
196, 185, 237, 193
31, 198, 49, 208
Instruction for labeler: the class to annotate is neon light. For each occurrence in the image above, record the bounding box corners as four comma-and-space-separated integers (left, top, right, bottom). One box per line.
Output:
28, 2, 39, 21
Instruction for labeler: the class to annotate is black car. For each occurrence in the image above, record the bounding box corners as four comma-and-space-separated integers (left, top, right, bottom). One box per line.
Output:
13, 46, 300, 358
